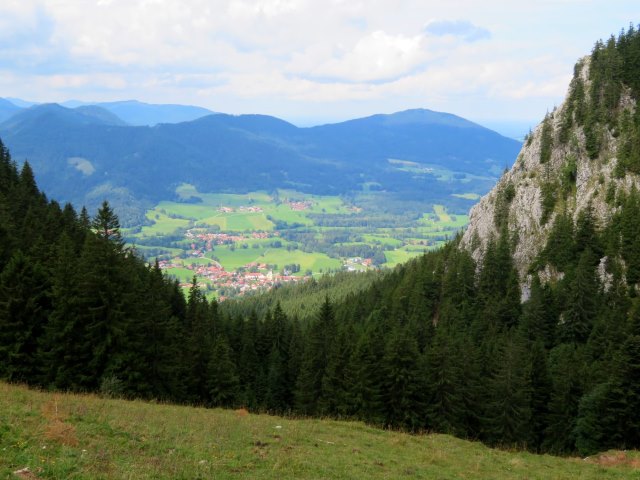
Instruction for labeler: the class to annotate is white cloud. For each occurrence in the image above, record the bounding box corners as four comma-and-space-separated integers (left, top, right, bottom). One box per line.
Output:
227, 0, 301, 19
46, 74, 128, 90
306, 30, 429, 82
199, 71, 379, 103
0, 0, 638, 124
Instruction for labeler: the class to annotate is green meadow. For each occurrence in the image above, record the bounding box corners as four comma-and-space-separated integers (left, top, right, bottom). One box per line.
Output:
2, 382, 637, 480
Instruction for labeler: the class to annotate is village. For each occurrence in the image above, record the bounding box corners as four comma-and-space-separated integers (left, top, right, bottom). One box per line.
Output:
155, 201, 380, 299
157, 257, 306, 301
158, 231, 377, 300
184, 229, 274, 250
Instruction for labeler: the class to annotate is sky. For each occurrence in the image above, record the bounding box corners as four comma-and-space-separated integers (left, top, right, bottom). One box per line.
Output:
1, 1, 639, 136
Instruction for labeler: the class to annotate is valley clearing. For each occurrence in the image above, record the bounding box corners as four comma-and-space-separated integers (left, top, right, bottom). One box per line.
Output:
1, 382, 637, 479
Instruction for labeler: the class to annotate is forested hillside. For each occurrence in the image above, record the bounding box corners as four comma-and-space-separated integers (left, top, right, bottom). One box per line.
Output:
0, 141, 189, 398
0, 106, 519, 225
3, 27, 640, 461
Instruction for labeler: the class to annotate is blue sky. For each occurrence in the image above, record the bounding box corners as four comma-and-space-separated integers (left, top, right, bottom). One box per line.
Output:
1, 1, 639, 134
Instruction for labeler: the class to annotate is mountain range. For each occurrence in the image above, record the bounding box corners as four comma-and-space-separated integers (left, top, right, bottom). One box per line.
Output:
1, 98, 216, 126
0, 99, 520, 224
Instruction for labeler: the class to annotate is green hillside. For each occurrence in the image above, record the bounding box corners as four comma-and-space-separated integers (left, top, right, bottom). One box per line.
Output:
0, 106, 519, 226
1, 382, 637, 480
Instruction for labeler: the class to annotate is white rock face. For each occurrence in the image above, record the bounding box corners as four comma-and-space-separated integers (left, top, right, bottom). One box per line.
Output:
461, 57, 638, 284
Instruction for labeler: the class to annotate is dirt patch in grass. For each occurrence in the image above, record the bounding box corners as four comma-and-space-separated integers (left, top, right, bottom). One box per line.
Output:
12, 467, 42, 479
588, 451, 640, 468
41, 396, 78, 447
44, 419, 78, 447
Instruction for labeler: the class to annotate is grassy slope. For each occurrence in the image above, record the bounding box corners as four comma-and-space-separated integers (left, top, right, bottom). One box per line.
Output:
1, 383, 638, 480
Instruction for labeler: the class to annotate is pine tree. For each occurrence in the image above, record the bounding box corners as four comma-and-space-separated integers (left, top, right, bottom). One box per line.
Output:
207, 336, 239, 407
519, 276, 554, 348
39, 233, 84, 390
237, 312, 260, 408
343, 328, 385, 424
286, 316, 304, 396
106, 260, 184, 400
575, 206, 602, 258
528, 341, 552, 451
541, 211, 575, 271
574, 382, 618, 455
544, 344, 584, 453
424, 329, 468, 435
559, 248, 599, 343
381, 327, 428, 431
318, 324, 354, 416
92, 200, 124, 247
619, 187, 640, 285
606, 335, 640, 448
439, 246, 476, 329
264, 347, 289, 412
477, 229, 521, 332
483, 333, 533, 447
74, 203, 130, 390
0, 251, 50, 383
182, 278, 213, 402
294, 297, 336, 414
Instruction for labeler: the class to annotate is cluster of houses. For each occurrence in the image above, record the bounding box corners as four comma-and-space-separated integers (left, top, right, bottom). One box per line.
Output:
344, 257, 373, 272
216, 201, 315, 213
285, 200, 313, 211
184, 229, 275, 252
158, 259, 305, 300
216, 205, 264, 213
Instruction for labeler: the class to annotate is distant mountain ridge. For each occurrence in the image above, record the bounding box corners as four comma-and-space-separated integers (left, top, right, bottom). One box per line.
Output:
62, 99, 217, 126
0, 98, 21, 123
0, 102, 521, 225
0, 98, 216, 126
0, 103, 125, 131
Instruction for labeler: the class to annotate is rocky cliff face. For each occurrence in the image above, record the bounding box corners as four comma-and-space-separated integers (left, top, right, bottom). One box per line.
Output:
461, 48, 640, 296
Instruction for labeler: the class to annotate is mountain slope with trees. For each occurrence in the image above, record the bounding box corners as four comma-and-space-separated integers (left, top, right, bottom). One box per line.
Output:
0, 105, 520, 224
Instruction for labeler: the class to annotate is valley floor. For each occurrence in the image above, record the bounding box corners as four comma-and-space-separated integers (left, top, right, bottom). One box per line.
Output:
1, 383, 638, 479
124, 186, 469, 299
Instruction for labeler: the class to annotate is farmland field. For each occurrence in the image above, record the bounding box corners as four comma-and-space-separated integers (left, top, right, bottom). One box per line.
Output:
124, 184, 472, 299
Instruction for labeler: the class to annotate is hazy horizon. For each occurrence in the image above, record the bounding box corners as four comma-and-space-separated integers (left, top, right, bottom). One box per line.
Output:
1, 95, 532, 140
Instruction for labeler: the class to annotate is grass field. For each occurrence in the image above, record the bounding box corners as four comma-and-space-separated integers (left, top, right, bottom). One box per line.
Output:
132, 245, 184, 257
205, 246, 342, 274
1, 382, 638, 480
139, 211, 191, 236
452, 192, 481, 200
163, 267, 195, 283
359, 234, 403, 247
196, 212, 274, 231
383, 247, 428, 267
